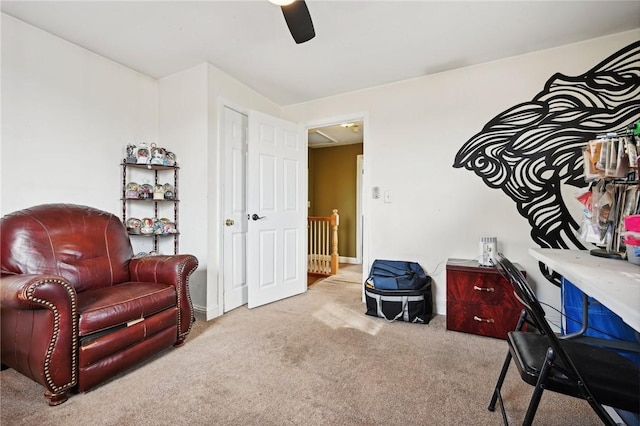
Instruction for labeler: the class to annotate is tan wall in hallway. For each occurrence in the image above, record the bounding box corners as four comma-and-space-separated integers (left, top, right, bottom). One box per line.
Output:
308, 143, 363, 258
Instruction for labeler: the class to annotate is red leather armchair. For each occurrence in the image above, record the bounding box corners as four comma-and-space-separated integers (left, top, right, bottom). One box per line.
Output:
1, 204, 198, 405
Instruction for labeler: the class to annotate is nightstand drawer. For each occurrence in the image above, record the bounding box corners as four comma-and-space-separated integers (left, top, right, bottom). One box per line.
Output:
446, 300, 523, 339
446, 269, 520, 307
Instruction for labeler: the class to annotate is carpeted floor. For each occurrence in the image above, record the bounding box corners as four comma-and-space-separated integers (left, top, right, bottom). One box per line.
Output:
1, 265, 603, 425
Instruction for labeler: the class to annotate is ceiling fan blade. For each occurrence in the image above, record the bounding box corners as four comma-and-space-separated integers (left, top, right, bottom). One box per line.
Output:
281, 1, 315, 44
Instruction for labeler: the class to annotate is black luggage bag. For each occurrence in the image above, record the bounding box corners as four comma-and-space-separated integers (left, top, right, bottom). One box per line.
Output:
365, 282, 433, 323
364, 259, 433, 324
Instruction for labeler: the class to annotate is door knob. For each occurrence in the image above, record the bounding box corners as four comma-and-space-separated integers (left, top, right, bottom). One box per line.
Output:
225, 219, 234, 226
251, 214, 266, 221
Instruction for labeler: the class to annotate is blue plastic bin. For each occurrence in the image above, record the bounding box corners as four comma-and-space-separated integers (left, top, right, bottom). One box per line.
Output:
561, 277, 640, 365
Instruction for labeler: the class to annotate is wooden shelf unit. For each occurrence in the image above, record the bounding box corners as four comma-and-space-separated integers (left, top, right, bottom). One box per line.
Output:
121, 162, 180, 254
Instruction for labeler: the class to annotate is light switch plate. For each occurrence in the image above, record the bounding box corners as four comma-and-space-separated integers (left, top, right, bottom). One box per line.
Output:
372, 186, 380, 199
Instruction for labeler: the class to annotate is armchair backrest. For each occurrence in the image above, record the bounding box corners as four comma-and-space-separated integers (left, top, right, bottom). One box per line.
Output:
1, 204, 133, 293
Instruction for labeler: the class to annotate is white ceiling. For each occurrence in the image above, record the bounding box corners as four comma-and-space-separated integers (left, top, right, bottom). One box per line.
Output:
2, 1, 639, 107
308, 121, 363, 148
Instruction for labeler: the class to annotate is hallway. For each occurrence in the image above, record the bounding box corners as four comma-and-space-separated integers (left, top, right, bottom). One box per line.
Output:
308, 263, 363, 286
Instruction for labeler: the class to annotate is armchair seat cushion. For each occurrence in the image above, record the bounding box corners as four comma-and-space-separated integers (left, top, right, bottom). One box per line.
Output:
77, 282, 176, 337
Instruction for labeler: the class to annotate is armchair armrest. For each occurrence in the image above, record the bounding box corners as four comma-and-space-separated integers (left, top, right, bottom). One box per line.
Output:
0, 274, 78, 404
128, 255, 199, 342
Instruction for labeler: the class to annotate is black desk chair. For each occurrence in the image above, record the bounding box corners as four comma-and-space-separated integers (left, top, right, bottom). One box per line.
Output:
488, 253, 640, 425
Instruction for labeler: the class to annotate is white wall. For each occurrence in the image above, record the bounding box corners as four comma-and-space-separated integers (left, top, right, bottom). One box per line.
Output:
1, 14, 158, 216
282, 30, 640, 316
157, 64, 210, 314
157, 63, 280, 319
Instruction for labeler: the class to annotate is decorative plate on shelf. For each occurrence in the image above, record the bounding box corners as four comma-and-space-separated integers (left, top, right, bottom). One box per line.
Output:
125, 182, 140, 199
165, 152, 176, 166
150, 145, 166, 165
136, 143, 150, 164
153, 184, 165, 200
155, 218, 175, 234
126, 217, 142, 234
139, 184, 153, 199
140, 217, 154, 234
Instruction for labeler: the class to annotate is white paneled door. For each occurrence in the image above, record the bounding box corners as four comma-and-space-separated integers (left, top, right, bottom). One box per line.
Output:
223, 107, 249, 312
247, 110, 307, 309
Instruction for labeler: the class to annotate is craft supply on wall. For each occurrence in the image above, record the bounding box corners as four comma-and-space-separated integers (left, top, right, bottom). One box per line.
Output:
577, 121, 640, 260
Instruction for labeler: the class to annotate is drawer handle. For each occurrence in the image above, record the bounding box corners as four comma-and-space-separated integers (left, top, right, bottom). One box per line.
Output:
473, 285, 495, 292
473, 315, 495, 324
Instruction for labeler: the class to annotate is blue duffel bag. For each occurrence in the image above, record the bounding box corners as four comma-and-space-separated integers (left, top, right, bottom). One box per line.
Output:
366, 259, 429, 290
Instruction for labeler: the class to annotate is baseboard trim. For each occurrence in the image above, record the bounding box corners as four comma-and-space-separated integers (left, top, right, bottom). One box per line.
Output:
339, 256, 359, 264
193, 304, 220, 321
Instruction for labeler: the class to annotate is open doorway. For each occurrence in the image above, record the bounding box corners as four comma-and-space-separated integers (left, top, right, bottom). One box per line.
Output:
307, 120, 364, 270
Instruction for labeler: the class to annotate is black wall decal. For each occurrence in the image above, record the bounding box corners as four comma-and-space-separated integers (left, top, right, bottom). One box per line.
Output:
453, 40, 640, 283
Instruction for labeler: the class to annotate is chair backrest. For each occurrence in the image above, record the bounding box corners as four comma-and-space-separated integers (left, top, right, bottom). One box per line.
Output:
1, 204, 134, 292
493, 253, 587, 384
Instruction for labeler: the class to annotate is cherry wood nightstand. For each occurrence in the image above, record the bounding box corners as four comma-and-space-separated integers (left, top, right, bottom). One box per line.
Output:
446, 258, 525, 339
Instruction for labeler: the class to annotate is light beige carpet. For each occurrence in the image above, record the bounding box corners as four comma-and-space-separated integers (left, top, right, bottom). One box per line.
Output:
1, 266, 602, 425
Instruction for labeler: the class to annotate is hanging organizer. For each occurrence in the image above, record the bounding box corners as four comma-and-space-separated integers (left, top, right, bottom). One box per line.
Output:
579, 121, 640, 259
